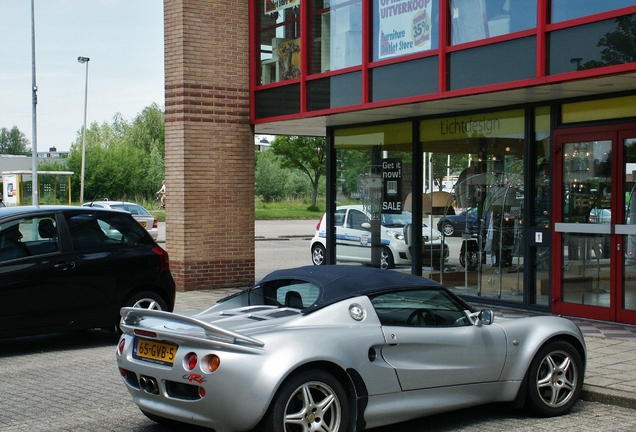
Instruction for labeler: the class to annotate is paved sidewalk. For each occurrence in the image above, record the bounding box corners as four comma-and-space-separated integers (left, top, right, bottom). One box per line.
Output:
172, 288, 636, 411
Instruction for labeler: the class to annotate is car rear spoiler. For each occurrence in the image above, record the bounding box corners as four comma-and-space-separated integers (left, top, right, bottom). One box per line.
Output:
120, 307, 265, 349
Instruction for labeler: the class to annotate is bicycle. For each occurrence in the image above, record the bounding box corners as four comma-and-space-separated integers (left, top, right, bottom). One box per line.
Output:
152, 192, 165, 210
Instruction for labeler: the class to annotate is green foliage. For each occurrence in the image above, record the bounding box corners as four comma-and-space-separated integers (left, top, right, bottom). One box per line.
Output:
0, 126, 30, 155
269, 136, 326, 207
66, 104, 165, 202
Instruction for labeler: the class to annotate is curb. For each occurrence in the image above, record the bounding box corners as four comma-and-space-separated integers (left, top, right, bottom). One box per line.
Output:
581, 386, 636, 410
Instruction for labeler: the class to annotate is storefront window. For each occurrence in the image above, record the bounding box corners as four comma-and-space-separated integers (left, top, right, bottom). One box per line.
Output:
549, 14, 636, 75
552, 0, 635, 23
311, 0, 362, 74
372, 0, 438, 62
450, 0, 536, 45
421, 110, 525, 302
331, 124, 413, 270
533, 106, 551, 307
259, 3, 301, 84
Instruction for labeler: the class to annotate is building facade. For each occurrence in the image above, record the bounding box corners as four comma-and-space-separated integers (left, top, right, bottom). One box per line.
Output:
164, 0, 254, 291
248, 1, 636, 325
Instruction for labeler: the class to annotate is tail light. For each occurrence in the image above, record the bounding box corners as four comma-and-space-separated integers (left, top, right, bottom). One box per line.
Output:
152, 217, 158, 229
316, 215, 324, 231
152, 246, 170, 271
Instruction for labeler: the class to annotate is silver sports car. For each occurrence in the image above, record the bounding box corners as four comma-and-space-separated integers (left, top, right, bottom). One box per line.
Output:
116, 266, 586, 432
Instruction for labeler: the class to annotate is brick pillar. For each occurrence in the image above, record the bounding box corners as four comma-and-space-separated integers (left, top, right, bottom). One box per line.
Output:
164, 0, 254, 291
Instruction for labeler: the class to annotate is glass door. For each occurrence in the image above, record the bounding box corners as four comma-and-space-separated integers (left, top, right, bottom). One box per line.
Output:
553, 126, 636, 325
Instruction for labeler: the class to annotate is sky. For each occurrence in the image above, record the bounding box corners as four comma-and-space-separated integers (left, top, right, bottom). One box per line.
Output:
0, 0, 165, 152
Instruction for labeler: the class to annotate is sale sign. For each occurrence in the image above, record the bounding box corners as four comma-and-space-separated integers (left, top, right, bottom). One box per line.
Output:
377, 0, 433, 60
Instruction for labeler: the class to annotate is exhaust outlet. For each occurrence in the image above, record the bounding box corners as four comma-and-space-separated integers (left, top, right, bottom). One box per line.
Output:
139, 375, 159, 394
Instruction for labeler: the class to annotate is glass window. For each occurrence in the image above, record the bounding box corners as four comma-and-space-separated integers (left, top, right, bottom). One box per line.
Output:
259, 3, 301, 84
421, 110, 525, 302
372, 0, 438, 62
333, 123, 413, 270
66, 212, 150, 251
370, 288, 471, 327
450, 0, 536, 45
371, 57, 438, 102
311, 0, 362, 73
307, 72, 362, 111
448, 37, 536, 90
549, 15, 636, 75
0, 215, 59, 261
254, 84, 301, 119
552, 0, 635, 23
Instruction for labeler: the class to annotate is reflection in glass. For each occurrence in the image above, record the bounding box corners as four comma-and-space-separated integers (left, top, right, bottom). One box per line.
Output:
450, 0, 536, 45
259, 6, 301, 84
549, 15, 636, 75
623, 138, 636, 311
562, 233, 610, 308
552, 0, 635, 23
311, 0, 362, 73
562, 141, 612, 224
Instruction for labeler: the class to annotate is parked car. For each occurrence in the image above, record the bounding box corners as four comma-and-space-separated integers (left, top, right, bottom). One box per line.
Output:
0, 205, 175, 339
116, 265, 586, 432
588, 208, 611, 224
437, 207, 479, 237
311, 205, 449, 269
82, 200, 158, 240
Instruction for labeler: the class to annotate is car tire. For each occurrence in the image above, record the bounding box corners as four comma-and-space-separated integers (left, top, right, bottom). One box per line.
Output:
262, 369, 349, 432
312, 244, 326, 265
381, 247, 394, 270
442, 222, 455, 237
524, 340, 584, 417
123, 291, 168, 311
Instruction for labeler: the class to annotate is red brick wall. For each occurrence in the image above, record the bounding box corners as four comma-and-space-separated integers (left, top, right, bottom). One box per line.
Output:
164, 0, 255, 291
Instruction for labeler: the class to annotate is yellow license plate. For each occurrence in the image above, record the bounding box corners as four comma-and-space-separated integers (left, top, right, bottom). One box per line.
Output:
133, 338, 178, 365
139, 221, 147, 228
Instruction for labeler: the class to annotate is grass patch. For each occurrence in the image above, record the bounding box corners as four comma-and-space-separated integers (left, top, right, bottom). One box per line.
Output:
256, 199, 325, 220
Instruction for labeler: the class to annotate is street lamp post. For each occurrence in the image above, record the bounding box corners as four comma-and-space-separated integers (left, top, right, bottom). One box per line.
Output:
78, 56, 90, 203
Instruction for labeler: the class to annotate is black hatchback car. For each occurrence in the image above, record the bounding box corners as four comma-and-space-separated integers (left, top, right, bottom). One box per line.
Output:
0, 205, 176, 339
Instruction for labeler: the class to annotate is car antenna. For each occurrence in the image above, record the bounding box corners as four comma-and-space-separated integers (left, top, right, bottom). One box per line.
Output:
87, 188, 103, 207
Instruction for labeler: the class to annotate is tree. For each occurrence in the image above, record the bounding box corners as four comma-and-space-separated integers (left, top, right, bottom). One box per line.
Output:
65, 105, 165, 202
269, 136, 326, 209
0, 126, 30, 155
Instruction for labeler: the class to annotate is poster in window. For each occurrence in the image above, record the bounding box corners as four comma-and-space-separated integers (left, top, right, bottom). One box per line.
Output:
377, 0, 433, 60
265, 0, 299, 15
277, 38, 301, 81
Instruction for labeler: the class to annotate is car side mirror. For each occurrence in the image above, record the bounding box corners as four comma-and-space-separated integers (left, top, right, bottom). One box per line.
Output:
361, 222, 371, 230
476, 310, 494, 326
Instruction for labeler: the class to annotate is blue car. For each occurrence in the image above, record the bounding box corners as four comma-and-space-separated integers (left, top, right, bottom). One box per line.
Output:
437, 207, 479, 237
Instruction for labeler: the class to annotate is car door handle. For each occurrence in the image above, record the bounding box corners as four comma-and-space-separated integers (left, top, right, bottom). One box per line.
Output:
53, 261, 76, 271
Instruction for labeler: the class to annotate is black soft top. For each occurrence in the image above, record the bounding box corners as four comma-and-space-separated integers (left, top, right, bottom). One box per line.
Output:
255, 265, 450, 313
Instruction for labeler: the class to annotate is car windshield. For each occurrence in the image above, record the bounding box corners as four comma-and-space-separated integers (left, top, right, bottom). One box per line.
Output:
110, 204, 150, 216
381, 212, 412, 227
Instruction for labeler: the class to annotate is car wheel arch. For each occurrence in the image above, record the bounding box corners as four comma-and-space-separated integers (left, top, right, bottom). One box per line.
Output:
264, 361, 361, 432
515, 335, 586, 415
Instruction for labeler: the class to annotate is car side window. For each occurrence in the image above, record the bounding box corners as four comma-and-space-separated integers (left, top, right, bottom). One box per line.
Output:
347, 209, 369, 230
0, 215, 59, 261
370, 289, 470, 327
334, 209, 346, 227
66, 212, 151, 252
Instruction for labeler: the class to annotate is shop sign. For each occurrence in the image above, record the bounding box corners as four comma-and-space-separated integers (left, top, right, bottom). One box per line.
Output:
421, 109, 525, 141
377, 0, 433, 60
3, 174, 18, 206
265, 0, 299, 14
383, 158, 403, 213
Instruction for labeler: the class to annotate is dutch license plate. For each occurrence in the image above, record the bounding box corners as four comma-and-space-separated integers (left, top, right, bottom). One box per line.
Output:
133, 338, 178, 366
139, 221, 147, 228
